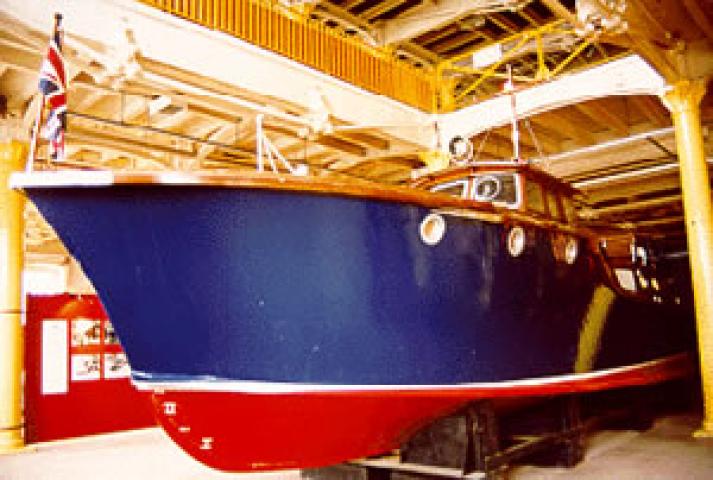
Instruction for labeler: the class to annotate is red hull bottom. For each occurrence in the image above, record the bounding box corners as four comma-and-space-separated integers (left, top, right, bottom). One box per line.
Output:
149, 354, 691, 472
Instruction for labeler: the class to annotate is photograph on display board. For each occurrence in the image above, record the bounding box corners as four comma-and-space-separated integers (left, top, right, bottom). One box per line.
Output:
104, 353, 131, 379
104, 321, 120, 345
71, 353, 101, 381
71, 318, 102, 346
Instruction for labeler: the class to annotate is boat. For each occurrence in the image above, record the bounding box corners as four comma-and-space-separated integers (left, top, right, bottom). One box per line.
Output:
10, 159, 694, 472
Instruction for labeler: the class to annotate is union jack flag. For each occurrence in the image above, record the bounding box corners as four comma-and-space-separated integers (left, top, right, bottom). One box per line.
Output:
38, 15, 66, 161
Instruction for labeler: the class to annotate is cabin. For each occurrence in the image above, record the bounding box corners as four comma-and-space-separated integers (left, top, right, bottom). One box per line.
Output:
412, 161, 580, 225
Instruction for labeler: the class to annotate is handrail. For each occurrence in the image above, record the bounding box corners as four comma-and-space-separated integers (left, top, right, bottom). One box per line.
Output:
255, 114, 308, 176
138, 0, 437, 112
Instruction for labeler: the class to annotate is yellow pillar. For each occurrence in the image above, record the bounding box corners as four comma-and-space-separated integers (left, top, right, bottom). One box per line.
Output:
438, 74, 456, 113
662, 79, 713, 437
0, 140, 26, 452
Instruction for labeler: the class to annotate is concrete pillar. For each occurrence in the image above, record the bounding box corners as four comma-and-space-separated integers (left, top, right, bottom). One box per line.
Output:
0, 138, 26, 452
662, 79, 713, 437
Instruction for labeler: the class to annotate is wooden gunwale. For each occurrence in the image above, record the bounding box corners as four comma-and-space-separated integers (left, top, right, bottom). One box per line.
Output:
12, 169, 591, 235
14, 169, 492, 210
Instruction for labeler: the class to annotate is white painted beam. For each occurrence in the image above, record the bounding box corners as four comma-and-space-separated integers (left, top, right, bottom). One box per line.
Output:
375, 0, 524, 46
438, 55, 666, 147
0, 0, 432, 146
197, 124, 236, 160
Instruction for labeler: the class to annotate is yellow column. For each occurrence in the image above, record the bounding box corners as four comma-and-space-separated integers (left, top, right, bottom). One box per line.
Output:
662, 79, 713, 437
0, 140, 26, 452
437, 71, 456, 113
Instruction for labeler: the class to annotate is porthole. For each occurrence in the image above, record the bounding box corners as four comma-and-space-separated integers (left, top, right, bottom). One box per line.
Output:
448, 135, 474, 164
507, 226, 526, 257
420, 213, 446, 246
473, 175, 502, 202
564, 237, 578, 265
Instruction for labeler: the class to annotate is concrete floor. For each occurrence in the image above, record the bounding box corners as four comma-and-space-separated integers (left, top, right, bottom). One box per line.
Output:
1, 414, 711, 479
0, 429, 300, 480
509, 413, 713, 480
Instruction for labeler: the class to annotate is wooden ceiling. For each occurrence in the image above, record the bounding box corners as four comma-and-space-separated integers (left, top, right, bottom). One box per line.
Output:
1, 0, 713, 251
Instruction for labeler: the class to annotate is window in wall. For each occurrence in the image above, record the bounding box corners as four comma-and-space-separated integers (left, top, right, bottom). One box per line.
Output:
431, 179, 469, 198
525, 180, 546, 214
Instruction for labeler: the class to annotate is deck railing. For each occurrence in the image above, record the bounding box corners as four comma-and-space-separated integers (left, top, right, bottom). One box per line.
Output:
139, 0, 437, 111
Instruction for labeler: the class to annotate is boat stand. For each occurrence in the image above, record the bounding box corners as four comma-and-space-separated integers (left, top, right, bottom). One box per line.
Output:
302, 381, 689, 480
302, 396, 587, 480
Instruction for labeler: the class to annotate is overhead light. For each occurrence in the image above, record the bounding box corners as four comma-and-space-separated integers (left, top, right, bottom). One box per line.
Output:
472, 43, 503, 69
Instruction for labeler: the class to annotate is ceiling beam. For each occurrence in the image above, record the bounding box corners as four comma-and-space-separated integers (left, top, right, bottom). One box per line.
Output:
630, 95, 670, 128
584, 0, 713, 81
574, 101, 629, 135
432, 31, 486, 56
342, 0, 367, 11
575, 159, 713, 192
362, 0, 403, 21
540, 0, 578, 26
418, 24, 461, 47
682, 0, 713, 44
583, 173, 685, 203
518, 8, 545, 27
265, 124, 367, 157
487, 129, 538, 158
152, 107, 191, 130
72, 89, 106, 113
315, 1, 440, 64
519, 120, 564, 153
510, 122, 560, 153
629, 215, 685, 229
120, 95, 149, 124
375, 0, 495, 46
531, 112, 596, 145
487, 13, 519, 34
438, 55, 664, 144
198, 124, 237, 159
590, 193, 683, 217
65, 128, 179, 165
334, 131, 390, 151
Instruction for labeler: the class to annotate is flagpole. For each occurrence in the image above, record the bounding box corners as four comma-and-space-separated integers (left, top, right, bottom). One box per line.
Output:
26, 13, 62, 172
26, 96, 45, 172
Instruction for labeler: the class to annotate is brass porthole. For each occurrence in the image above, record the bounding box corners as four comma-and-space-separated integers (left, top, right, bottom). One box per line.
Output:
507, 226, 526, 257
420, 213, 446, 246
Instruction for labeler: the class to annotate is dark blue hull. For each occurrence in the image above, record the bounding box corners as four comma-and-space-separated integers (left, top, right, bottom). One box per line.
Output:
27, 185, 690, 387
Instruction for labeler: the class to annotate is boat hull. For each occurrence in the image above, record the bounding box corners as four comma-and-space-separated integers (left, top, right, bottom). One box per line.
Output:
19, 178, 694, 470
151, 354, 691, 471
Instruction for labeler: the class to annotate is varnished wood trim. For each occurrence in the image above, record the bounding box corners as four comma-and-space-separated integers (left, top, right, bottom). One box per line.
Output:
12, 169, 591, 236
411, 162, 580, 195
13, 169, 495, 212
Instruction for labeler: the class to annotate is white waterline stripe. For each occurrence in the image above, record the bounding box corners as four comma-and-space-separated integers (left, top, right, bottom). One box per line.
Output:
131, 353, 687, 394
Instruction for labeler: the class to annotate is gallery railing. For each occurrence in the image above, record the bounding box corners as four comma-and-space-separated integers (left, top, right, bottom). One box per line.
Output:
139, 0, 437, 112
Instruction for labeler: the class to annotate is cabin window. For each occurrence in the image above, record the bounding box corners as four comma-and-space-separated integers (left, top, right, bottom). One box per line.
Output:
470, 173, 519, 207
561, 197, 576, 222
547, 191, 564, 220
431, 179, 469, 198
525, 180, 546, 214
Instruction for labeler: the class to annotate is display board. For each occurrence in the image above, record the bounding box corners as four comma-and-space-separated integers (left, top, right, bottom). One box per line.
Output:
24, 294, 155, 442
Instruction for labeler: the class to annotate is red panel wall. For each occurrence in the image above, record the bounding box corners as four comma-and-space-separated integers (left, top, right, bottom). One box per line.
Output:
24, 294, 155, 443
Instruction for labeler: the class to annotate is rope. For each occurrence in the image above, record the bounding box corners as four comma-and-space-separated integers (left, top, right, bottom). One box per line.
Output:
474, 130, 492, 163
524, 118, 547, 167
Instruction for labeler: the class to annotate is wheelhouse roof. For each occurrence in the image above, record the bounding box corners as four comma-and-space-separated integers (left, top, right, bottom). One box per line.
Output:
411, 161, 581, 197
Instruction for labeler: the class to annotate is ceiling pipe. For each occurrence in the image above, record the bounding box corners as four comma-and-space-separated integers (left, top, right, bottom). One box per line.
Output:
573, 157, 713, 188
546, 125, 676, 164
